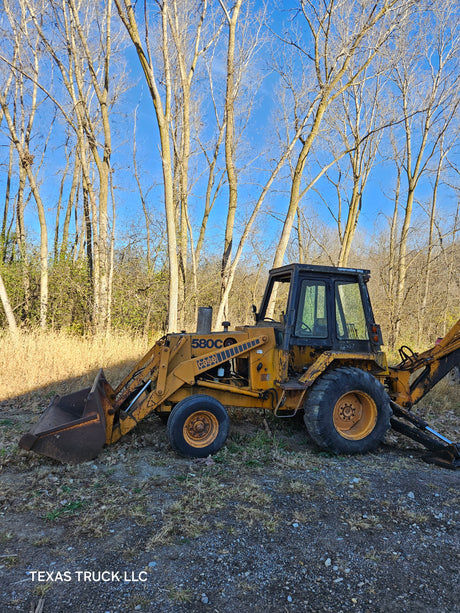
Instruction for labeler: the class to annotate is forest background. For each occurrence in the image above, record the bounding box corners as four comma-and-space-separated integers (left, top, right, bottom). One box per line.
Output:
0, 0, 459, 353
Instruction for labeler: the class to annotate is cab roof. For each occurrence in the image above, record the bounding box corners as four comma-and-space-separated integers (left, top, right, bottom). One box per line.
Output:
269, 263, 371, 281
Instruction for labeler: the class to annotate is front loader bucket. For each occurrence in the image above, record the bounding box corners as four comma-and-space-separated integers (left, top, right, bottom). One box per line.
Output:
19, 369, 114, 464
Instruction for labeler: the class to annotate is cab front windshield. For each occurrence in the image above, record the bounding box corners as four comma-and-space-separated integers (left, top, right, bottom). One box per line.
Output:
295, 280, 328, 338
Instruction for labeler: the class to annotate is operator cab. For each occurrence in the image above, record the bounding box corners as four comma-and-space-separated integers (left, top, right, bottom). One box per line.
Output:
256, 263, 383, 354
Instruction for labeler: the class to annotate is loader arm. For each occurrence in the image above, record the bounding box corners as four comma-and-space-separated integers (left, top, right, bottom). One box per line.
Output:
110, 334, 268, 442
387, 319, 460, 408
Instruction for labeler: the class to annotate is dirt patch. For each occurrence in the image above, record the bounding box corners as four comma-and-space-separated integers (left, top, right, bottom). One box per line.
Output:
0, 391, 459, 613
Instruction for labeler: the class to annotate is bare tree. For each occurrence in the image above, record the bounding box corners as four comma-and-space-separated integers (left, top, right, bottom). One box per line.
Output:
20, 0, 123, 332
169, 0, 212, 325
387, 2, 460, 346
115, 0, 214, 332
416, 134, 448, 344
217, 0, 243, 320
329, 74, 385, 266
271, 0, 417, 269
213, 2, 322, 325
1, 0, 49, 327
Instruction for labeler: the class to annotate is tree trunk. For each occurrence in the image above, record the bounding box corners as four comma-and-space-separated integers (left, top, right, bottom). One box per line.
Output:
0, 270, 18, 334
272, 102, 328, 268
218, 0, 243, 321
1, 142, 14, 262
60, 155, 80, 259
114, 0, 179, 332
418, 146, 444, 344
387, 168, 401, 350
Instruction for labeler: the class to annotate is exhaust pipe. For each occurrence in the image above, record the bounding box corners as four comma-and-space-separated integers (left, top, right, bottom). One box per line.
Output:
196, 306, 212, 334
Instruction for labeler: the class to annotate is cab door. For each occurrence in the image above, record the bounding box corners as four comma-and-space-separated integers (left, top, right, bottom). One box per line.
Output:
292, 277, 333, 349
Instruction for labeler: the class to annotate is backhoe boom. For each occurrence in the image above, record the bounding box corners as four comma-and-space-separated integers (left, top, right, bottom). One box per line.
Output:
388, 319, 460, 408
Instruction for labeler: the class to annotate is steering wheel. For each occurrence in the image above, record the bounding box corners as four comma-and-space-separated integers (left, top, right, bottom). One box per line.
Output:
299, 322, 311, 333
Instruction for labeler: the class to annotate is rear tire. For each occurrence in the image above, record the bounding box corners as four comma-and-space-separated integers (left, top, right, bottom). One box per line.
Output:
167, 395, 229, 458
304, 367, 391, 454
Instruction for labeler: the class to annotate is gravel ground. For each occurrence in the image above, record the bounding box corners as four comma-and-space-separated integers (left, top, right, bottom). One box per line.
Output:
0, 388, 459, 613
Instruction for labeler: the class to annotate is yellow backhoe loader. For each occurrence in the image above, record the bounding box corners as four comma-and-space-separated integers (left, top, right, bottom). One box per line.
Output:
19, 264, 460, 468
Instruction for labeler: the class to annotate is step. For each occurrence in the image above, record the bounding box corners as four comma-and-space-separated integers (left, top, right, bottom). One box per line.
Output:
279, 379, 307, 390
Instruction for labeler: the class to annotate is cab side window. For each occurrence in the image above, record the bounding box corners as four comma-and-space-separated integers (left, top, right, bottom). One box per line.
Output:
264, 279, 290, 322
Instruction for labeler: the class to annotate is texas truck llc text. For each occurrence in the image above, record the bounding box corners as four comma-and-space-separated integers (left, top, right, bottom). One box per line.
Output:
28, 570, 148, 583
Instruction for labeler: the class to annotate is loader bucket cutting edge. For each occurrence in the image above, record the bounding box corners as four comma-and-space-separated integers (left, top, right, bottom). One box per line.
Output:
19, 369, 113, 464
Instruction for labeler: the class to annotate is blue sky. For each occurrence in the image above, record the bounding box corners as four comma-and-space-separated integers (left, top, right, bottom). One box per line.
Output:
5, 0, 460, 265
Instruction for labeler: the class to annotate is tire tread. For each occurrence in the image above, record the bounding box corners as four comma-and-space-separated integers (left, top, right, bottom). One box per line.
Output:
304, 367, 391, 454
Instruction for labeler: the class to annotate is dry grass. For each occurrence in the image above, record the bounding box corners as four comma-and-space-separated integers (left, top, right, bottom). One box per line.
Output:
236, 505, 280, 531
422, 377, 460, 413
413, 377, 459, 441
0, 330, 150, 401
342, 514, 383, 531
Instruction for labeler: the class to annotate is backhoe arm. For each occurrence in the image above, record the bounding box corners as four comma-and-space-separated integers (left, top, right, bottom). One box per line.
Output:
388, 319, 460, 408
385, 320, 460, 469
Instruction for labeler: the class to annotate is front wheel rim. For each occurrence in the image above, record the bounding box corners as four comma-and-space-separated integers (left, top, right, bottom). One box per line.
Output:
332, 391, 377, 440
183, 410, 219, 448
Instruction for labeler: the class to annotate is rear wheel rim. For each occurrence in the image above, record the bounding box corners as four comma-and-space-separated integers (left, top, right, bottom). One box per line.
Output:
183, 411, 219, 448
332, 391, 377, 440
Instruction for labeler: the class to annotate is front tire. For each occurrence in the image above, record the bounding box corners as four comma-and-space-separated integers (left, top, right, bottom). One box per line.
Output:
304, 367, 391, 454
167, 395, 230, 458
